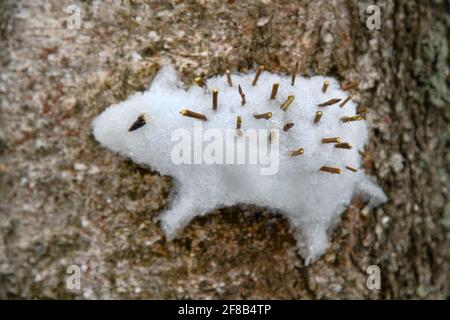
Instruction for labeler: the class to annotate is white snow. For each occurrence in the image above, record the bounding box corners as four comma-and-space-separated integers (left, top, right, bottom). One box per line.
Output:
92, 65, 387, 264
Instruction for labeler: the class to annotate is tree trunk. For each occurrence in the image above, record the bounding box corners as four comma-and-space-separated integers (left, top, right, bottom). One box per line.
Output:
0, 0, 448, 299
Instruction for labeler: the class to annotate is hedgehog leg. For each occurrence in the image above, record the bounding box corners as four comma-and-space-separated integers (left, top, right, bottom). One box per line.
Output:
355, 175, 388, 208
291, 176, 387, 265
159, 201, 195, 240
292, 224, 330, 266
158, 195, 215, 240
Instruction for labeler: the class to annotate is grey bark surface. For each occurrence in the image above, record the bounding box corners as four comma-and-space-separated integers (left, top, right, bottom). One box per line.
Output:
0, 0, 448, 299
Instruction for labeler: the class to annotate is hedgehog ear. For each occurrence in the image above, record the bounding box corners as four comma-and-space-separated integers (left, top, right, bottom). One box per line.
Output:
149, 64, 181, 91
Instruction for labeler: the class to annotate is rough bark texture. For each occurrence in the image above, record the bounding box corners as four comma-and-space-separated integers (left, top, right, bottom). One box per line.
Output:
0, 0, 448, 299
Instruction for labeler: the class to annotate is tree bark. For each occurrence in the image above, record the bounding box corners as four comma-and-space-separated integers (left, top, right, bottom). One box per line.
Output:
0, 0, 448, 299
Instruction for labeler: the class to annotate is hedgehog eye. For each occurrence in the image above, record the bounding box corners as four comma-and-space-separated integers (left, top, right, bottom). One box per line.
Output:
128, 113, 147, 132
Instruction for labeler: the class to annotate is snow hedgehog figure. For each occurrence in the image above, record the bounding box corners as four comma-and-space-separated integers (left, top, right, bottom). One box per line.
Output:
92, 64, 387, 264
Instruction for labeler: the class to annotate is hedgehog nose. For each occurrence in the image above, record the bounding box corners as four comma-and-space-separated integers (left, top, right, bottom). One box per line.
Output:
92, 111, 120, 150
